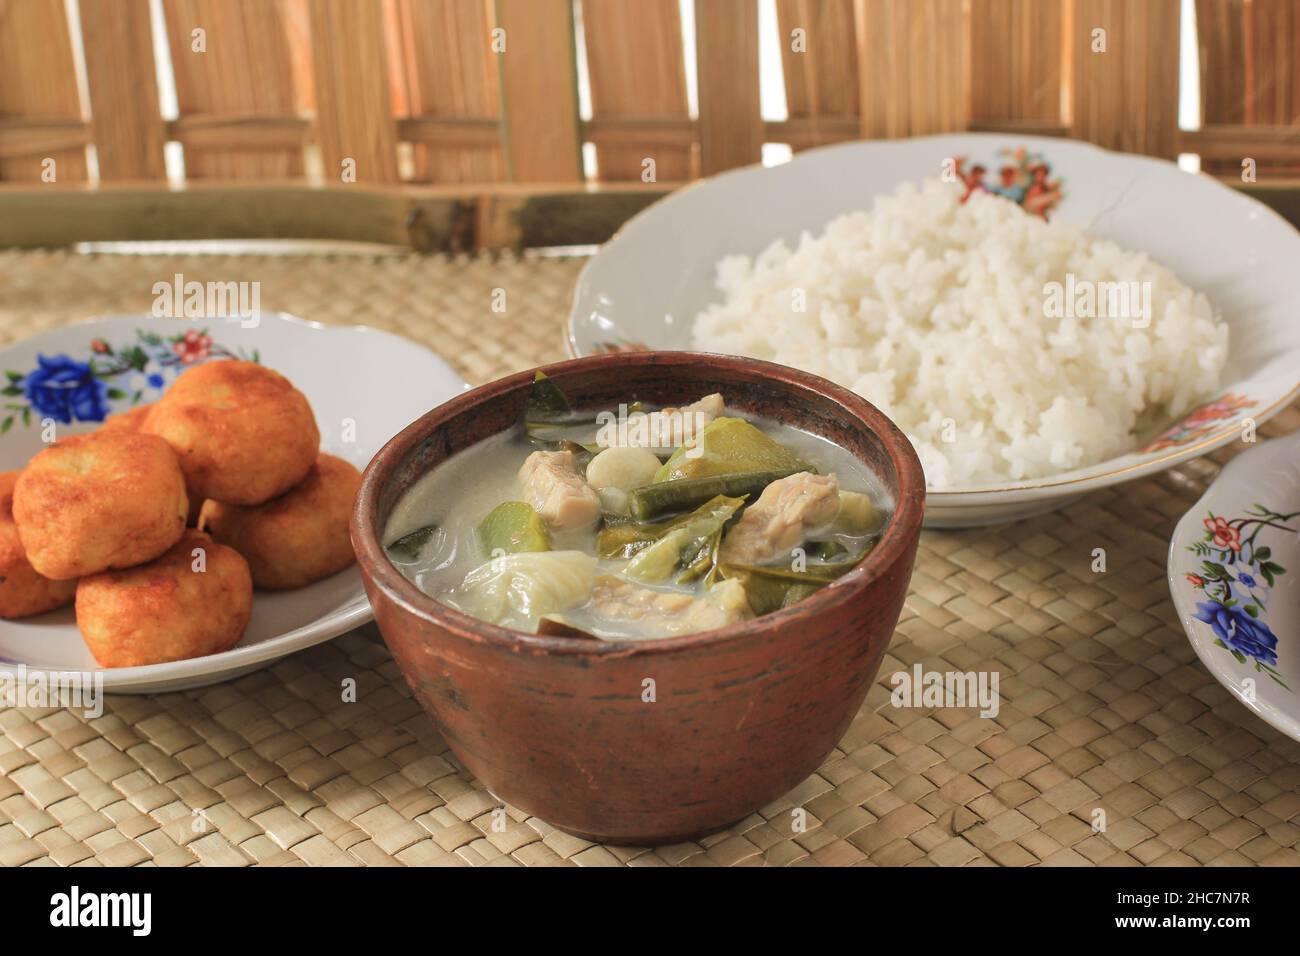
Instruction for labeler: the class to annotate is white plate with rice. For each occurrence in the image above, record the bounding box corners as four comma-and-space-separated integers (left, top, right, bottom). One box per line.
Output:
567, 134, 1300, 526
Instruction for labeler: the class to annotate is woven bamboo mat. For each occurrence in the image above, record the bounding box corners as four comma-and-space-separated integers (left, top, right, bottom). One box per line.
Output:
0, 246, 1297, 868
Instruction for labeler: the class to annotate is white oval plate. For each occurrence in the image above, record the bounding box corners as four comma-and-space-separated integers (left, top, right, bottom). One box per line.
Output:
567, 134, 1300, 526
1168, 432, 1300, 741
0, 313, 467, 694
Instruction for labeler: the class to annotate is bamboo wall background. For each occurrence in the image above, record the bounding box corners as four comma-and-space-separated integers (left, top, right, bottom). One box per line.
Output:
0, 0, 1295, 257
0, 0, 1298, 192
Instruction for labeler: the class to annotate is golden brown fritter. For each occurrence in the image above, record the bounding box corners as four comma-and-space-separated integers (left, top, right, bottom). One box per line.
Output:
144, 360, 320, 506
201, 453, 361, 589
76, 530, 252, 668
99, 403, 153, 432
13, 431, 189, 580
0, 470, 77, 618
101, 403, 202, 523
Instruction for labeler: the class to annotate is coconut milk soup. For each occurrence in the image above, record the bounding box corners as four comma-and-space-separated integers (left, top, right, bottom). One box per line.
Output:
384, 375, 891, 640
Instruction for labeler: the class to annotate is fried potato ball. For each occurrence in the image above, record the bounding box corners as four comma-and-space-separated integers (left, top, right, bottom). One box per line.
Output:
13, 431, 189, 580
100, 403, 209, 523
76, 530, 252, 668
200, 453, 361, 589
99, 403, 153, 432
98, 403, 209, 522
144, 360, 320, 506
0, 471, 76, 618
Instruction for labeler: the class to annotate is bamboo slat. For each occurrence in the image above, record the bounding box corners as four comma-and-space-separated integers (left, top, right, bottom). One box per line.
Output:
582, 0, 692, 181
1246, 0, 1300, 174
854, 0, 969, 139
0, 178, 1298, 251
969, 0, 1064, 128
1196, 0, 1246, 126
398, 117, 500, 149
1197, 0, 1300, 175
1070, 0, 1180, 158
585, 116, 697, 149
1182, 123, 1300, 160
0, 181, 671, 250
285, 0, 314, 113
774, 0, 860, 150
695, 0, 763, 174
308, 0, 400, 183
494, 0, 583, 182
166, 115, 312, 151
0, 0, 87, 182
161, 0, 304, 180
77, 0, 167, 181
1244, 0, 1300, 127
392, 0, 503, 184
0, 120, 90, 160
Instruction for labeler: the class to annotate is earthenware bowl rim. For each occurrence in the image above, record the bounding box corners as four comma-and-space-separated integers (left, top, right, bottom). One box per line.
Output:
352, 350, 925, 658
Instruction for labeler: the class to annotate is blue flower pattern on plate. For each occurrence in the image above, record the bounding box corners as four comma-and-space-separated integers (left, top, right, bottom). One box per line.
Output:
1, 327, 256, 432
23, 354, 110, 425
1185, 504, 1296, 691
1192, 601, 1279, 667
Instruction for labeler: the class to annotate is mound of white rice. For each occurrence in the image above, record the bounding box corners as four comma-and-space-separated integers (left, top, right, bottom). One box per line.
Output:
690, 179, 1229, 489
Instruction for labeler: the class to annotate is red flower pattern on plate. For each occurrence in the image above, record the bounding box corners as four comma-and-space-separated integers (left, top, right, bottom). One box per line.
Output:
173, 329, 212, 364
1203, 516, 1242, 552
1141, 392, 1257, 453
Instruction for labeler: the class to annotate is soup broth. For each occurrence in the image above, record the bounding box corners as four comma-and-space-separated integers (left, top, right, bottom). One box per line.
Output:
384, 381, 891, 641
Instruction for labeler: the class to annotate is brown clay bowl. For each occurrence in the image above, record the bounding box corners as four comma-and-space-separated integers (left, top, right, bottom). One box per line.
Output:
351, 351, 925, 845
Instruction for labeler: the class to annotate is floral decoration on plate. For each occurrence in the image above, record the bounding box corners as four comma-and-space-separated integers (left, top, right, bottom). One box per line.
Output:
1, 328, 255, 430
1141, 392, 1257, 454
1185, 503, 1296, 690
954, 147, 1063, 219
